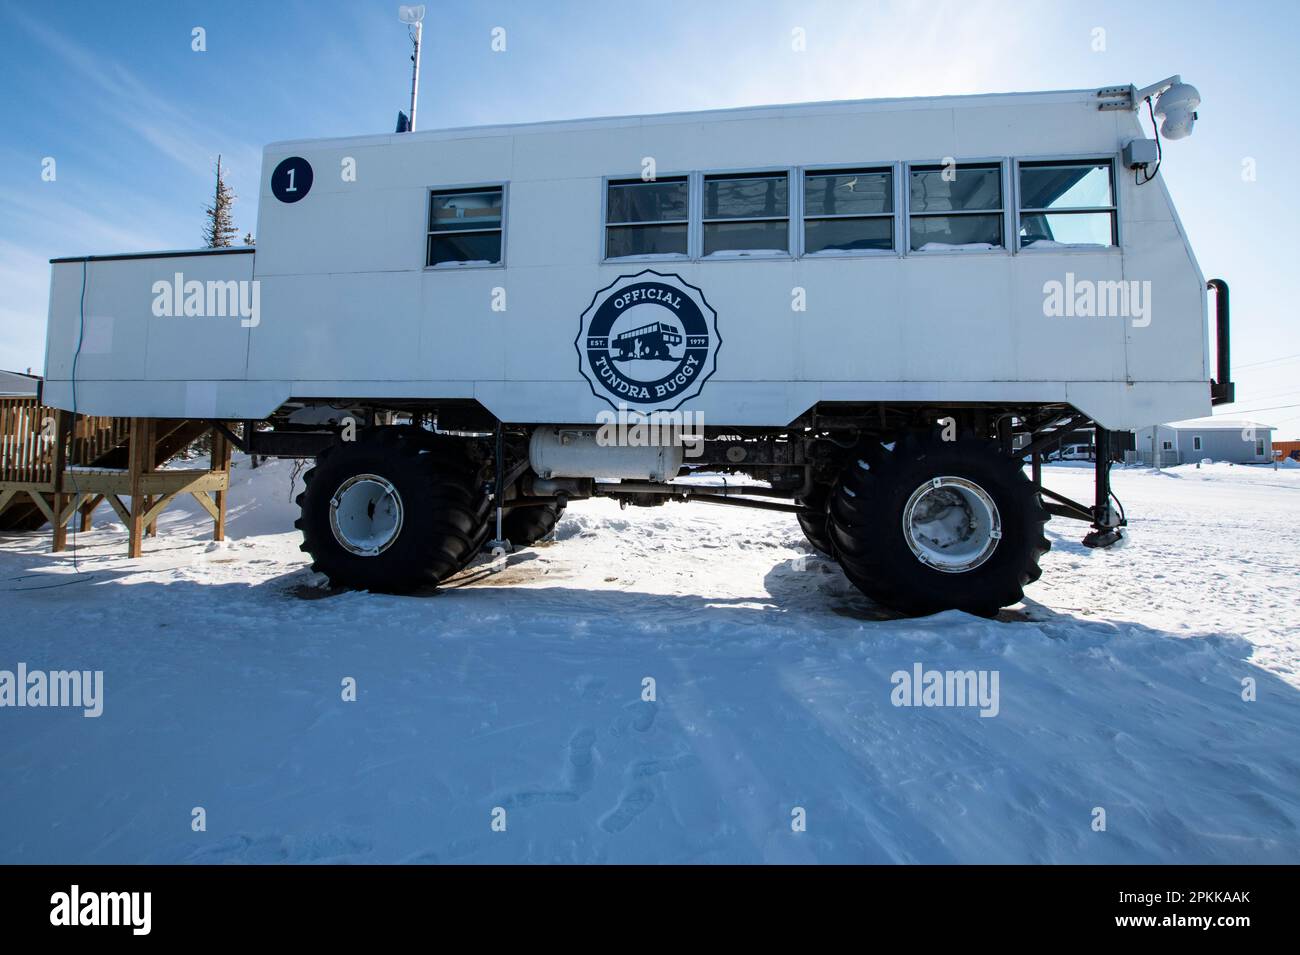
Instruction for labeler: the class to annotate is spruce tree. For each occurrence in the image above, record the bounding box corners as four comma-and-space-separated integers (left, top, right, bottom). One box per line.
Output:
203, 155, 239, 248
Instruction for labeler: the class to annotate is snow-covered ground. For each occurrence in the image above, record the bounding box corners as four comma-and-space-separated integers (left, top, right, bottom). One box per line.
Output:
1, 457, 1298, 864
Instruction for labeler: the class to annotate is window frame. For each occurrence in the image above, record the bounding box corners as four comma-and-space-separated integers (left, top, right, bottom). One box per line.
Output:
1013, 156, 1121, 253
800, 163, 900, 258
1193, 435, 1202, 452
699, 167, 795, 260
424, 181, 508, 271
904, 159, 1009, 256
590, 153, 1124, 263
601, 173, 693, 262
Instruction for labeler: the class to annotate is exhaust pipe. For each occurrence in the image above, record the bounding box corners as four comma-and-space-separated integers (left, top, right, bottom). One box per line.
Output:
1207, 279, 1234, 406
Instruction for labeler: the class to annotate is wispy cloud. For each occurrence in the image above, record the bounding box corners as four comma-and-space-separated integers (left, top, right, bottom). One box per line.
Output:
650, 0, 1051, 108
8, 8, 260, 181
0, 181, 176, 256
0, 240, 55, 373
470, 0, 1063, 124
0, 185, 176, 370
0, 9, 264, 369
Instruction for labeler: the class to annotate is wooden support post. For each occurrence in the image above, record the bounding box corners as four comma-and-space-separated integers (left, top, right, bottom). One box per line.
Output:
146, 493, 158, 537
51, 508, 66, 553
212, 423, 232, 542
79, 495, 101, 532
127, 418, 154, 558
50, 410, 71, 553
128, 418, 144, 558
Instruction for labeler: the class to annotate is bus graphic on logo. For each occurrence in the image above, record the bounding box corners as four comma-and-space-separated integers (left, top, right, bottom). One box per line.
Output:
612, 321, 682, 361
576, 270, 720, 412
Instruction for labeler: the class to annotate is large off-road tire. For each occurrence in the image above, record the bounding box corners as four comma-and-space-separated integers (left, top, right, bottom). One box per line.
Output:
828, 434, 1050, 617
796, 485, 835, 557
295, 428, 490, 592
500, 501, 566, 548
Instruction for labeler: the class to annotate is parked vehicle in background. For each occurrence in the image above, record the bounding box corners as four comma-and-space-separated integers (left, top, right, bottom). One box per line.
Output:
1056, 444, 1095, 462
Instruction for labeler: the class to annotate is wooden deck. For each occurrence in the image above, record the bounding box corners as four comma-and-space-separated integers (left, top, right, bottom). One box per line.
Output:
0, 397, 232, 557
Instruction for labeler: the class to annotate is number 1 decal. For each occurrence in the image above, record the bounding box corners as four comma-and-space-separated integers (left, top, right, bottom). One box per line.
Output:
271, 157, 313, 203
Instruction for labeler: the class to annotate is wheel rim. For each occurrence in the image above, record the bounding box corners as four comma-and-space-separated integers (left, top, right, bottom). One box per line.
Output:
329, 474, 404, 556
901, 476, 1001, 573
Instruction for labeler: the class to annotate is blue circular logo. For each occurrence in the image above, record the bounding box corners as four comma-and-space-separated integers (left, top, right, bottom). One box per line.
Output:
577, 271, 720, 411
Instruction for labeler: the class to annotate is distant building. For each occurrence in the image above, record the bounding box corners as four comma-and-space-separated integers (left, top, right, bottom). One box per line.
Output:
1132, 418, 1274, 466
1273, 440, 1300, 462
0, 369, 40, 396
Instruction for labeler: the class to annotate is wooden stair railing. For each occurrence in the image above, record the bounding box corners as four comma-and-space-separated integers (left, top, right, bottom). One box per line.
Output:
0, 400, 233, 555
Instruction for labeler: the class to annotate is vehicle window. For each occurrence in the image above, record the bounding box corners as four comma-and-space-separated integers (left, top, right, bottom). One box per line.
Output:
1018, 161, 1116, 248
605, 178, 689, 258
804, 168, 893, 253
427, 187, 504, 266
909, 163, 1003, 251
703, 172, 790, 255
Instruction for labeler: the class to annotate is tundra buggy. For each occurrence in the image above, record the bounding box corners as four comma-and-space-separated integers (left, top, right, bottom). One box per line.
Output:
39, 78, 1233, 616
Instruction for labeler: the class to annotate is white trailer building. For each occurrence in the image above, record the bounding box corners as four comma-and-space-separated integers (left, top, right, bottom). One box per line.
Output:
1135, 418, 1274, 466
37, 79, 1232, 615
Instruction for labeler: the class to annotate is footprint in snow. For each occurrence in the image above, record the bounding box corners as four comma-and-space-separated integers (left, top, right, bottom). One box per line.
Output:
630, 754, 698, 778
499, 727, 598, 809
567, 727, 597, 794
500, 790, 581, 809
610, 700, 658, 738
600, 786, 655, 833
185, 833, 289, 864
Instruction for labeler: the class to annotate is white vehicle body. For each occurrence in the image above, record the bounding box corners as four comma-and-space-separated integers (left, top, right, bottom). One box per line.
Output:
42, 87, 1209, 431
1057, 444, 1096, 461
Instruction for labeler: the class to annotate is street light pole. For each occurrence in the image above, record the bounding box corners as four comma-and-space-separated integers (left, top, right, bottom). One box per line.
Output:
398, 5, 426, 131
408, 19, 422, 130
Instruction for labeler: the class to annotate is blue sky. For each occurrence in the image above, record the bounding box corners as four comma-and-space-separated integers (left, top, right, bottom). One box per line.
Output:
1, 0, 1297, 433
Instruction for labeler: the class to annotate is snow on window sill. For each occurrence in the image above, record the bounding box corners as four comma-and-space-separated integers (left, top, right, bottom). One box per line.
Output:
601, 253, 689, 264
425, 259, 502, 270
915, 242, 1002, 253
1018, 240, 1116, 252
803, 248, 896, 258
702, 249, 791, 260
